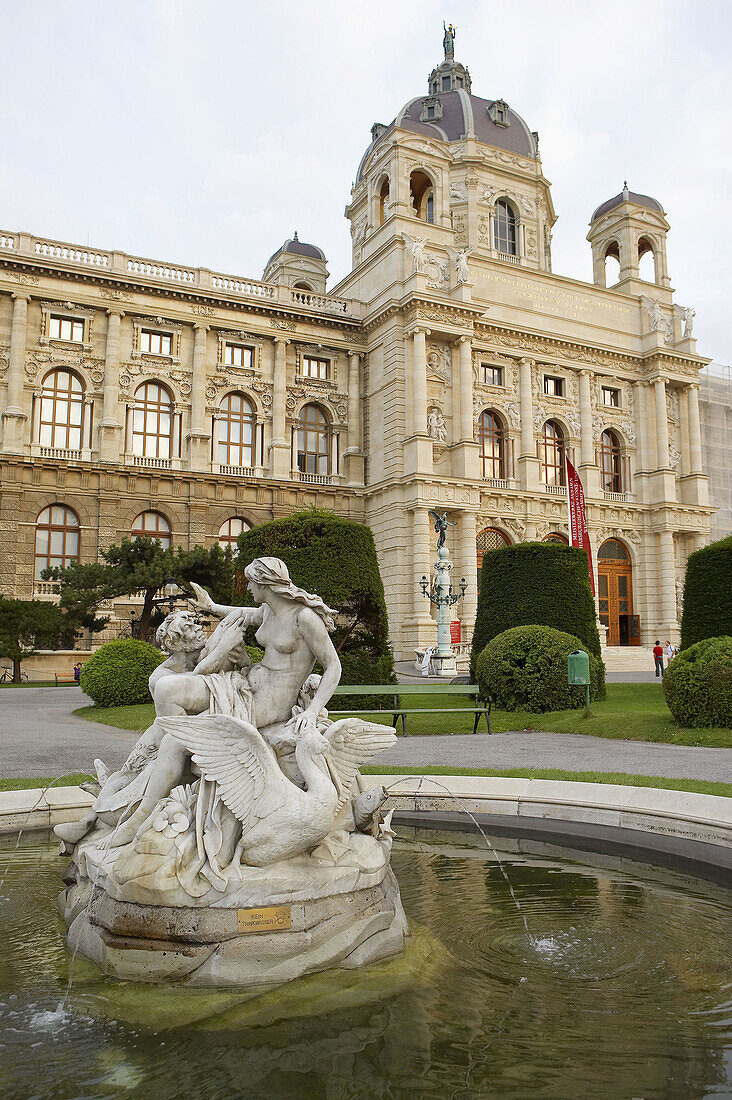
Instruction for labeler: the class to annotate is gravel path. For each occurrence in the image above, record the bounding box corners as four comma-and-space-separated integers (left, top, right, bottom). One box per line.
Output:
0, 686, 729, 784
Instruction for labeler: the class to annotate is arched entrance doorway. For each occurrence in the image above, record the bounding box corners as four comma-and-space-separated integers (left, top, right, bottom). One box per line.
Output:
476, 527, 511, 590
597, 538, 639, 646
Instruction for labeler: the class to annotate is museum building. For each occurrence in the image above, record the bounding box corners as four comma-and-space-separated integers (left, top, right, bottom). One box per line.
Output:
0, 37, 715, 659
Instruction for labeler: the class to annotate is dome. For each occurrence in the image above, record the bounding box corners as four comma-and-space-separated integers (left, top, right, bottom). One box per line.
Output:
591, 188, 664, 222
266, 233, 326, 267
356, 50, 538, 184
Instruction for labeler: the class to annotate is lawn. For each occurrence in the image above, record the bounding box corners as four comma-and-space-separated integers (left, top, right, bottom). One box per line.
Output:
74, 683, 732, 748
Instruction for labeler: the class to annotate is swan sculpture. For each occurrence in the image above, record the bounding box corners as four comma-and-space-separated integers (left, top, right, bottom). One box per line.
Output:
155, 714, 397, 868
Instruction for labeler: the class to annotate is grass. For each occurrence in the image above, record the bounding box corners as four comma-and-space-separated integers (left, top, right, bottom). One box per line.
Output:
1, 768, 729, 799
360, 766, 732, 799
0, 681, 56, 688
74, 683, 732, 748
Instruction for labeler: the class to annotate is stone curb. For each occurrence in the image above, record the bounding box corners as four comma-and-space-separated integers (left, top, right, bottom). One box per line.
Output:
0, 786, 94, 835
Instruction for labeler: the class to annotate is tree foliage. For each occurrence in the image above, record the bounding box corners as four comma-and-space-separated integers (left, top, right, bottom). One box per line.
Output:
0, 598, 76, 682
475, 624, 606, 712
680, 536, 732, 650
663, 635, 732, 728
236, 509, 396, 691
471, 541, 602, 679
45, 539, 238, 642
80, 638, 165, 707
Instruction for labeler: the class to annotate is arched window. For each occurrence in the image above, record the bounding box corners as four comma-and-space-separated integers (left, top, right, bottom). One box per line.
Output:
131, 382, 173, 460
604, 241, 620, 286
132, 511, 171, 548
34, 505, 80, 580
218, 517, 251, 549
476, 526, 511, 586
410, 170, 435, 224
494, 199, 517, 255
638, 237, 656, 282
597, 538, 630, 564
478, 410, 506, 479
540, 420, 566, 486
297, 403, 330, 476
216, 392, 255, 469
39, 370, 84, 450
378, 177, 390, 225
600, 430, 622, 493
543, 532, 569, 544
293, 282, 313, 291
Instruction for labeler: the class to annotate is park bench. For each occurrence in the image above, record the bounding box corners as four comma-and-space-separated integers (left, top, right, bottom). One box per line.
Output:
330, 683, 491, 735
54, 673, 78, 686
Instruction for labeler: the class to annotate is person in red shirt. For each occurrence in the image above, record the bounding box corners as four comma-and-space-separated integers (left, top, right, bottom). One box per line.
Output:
653, 640, 664, 678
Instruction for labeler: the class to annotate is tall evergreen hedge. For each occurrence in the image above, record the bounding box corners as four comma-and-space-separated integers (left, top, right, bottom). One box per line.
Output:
680, 536, 732, 650
470, 541, 602, 680
236, 510, 396, 692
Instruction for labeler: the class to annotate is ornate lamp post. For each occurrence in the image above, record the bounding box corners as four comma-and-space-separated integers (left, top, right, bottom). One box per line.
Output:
419, 510, 468, 676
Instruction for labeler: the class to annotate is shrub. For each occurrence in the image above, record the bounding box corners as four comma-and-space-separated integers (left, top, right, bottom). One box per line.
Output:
237, 510, 396, 706
80, 639, 165, 707
475, 625, 606, 713
680, 536, 732, 649
245, 644, 264, 664
663, 636, 732, 728
470, 541, 602, 680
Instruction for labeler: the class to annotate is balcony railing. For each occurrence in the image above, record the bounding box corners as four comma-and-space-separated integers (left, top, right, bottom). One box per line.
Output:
543, 483, 567, 495
298, 472, 332, 485
34, 581, 60, 599
39, 446, 82, 460
1, 229, 361, 320
214, 464, 256, 477
603, 491, 629, 502
494, 252, 521, 266
483, 477, 509, 490
131, 455, 171, 470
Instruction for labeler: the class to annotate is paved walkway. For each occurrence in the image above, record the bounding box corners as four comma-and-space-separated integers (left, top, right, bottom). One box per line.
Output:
1, 686, 729, 784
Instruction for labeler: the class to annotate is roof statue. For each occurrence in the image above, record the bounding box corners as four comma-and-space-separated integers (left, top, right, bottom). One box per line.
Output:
443, 21, 456, 60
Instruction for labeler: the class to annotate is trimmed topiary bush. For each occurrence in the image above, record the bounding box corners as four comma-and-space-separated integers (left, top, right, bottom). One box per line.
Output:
80, 638, 165, 707
663, 636, 732, 728
680, 536, 732, 650
471, 541, 602, 680
237, 509, 396, 708
475, 625, 606, 713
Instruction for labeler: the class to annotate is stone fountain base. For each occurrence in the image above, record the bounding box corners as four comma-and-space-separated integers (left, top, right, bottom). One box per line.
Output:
59, 828, 407, 986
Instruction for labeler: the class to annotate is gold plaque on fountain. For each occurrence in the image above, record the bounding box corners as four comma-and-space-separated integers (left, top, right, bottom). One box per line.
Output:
237, 905, 292, 933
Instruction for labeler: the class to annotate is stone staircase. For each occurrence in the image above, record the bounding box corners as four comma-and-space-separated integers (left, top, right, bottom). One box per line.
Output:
601, 645, 655, 674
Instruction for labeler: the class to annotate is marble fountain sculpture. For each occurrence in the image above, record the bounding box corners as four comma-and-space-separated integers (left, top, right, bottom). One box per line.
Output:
55, 558, 405, 986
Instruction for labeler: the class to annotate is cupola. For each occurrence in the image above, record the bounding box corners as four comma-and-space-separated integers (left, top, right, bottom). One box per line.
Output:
263, 233, 329, 293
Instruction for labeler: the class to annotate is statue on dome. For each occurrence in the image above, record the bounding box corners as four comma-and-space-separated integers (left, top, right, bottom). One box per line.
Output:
443, 22, 456, 60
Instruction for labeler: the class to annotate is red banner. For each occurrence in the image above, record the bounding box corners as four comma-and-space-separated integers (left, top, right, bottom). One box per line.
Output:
450, 620, 461, 645
566, 457, 595, 596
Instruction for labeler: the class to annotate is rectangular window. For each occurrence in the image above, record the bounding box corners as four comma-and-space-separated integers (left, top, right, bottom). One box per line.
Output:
49, 315, 84, 342
544, 375, 564, 397
223, 343, 253, 368
442, 76, 451, 91
481, 364, 503, 387
140, 330, 172, 356
302, 356, 329, 380
426, 105, 435, 119
602, 386, 620, 408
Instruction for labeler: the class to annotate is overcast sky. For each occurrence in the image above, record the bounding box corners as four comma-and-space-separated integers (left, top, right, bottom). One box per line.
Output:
1, 0, 730, 363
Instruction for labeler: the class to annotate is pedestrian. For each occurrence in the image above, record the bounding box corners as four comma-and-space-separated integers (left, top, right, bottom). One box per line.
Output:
652, 640, 664, 678
73, 662, 82, 683
666, 640, 676, 663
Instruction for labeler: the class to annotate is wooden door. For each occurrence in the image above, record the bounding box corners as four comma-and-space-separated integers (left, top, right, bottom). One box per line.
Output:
597, 538, 636, 646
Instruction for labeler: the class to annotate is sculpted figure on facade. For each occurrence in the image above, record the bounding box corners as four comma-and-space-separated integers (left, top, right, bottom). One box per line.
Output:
448, 246, 472, 283
427, 406, 448, 443
640, 295, 666, 334
676, 305, 695, 339
403, 233, 426, 274
443, 21, 456, 59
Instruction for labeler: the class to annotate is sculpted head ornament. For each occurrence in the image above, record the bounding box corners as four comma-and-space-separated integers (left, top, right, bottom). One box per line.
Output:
243, 556, 338, 631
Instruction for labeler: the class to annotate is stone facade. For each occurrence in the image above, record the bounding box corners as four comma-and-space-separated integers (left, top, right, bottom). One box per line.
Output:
0, 44, 714, 656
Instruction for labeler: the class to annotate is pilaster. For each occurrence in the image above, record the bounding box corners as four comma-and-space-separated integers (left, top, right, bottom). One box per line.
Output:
2, 292, 31, 454
187, 323, 211, 471
99, 308, 124, 462
270, 336, 291, 479
517, 356, 539, 490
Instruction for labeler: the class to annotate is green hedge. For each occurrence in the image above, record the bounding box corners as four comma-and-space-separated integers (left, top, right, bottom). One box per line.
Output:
475, 625, 606, 713
237, 510, 396, 707
80, 639, 165, 708
471, 541, 602, 679
663, 636, 732, 728
680, 536, 732, 649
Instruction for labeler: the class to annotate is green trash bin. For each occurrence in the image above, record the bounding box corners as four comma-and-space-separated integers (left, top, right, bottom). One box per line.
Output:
568, 650, 591, 716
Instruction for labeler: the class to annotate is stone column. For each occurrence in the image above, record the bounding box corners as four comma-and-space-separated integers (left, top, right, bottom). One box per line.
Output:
99, 308, 123, 462
412, 329, 428, 436
578, 369, 593, 466
411, 506, 435, 634
653, 377, 670, 468
657, 530, 677, 631
687, 383, 703, 474
187, 323, 211, 470
270, 336, 290, 478
344, 350, 364, 484
517, 356, 539, 490
458, 337, 473, 442
458, 511, 478, 649
2, 292, 31, 453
